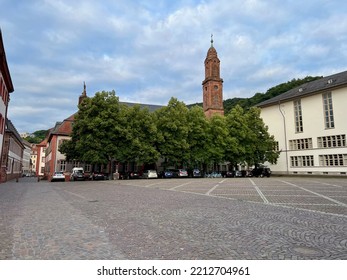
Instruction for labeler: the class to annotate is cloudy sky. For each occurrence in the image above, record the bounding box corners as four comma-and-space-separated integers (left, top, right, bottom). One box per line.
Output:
1, 0, 347, 133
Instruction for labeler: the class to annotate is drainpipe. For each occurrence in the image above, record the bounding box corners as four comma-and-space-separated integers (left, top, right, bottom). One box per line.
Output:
278, 102, 289, 175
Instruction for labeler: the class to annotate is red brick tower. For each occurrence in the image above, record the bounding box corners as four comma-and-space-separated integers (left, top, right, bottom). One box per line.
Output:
202, 35, 224, 118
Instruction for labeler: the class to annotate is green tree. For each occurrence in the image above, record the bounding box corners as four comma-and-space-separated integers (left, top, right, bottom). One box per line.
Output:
118, 105, 160, 164
187, 106, 210, 167
23, 129, 49, 144
60, 91, 127, 170
243, 107, 279, 166
206, 114, 229, 171
224, 105, 248, 166
155, 97, 189, 167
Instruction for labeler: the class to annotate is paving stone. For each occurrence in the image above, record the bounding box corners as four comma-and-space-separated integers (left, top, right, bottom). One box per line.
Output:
0, 177, 346, 259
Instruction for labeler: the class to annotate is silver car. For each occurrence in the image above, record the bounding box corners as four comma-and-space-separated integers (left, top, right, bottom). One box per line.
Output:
142, 170, 158, 179
51, 171, 65, 182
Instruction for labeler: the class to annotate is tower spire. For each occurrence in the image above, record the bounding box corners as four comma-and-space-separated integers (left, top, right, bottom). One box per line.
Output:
83, 81, 86, 96
211, 34, 213, 47
78, 81, 87, 105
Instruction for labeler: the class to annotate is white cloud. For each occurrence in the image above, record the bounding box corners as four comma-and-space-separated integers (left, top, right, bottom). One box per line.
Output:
2, 0, 347, 132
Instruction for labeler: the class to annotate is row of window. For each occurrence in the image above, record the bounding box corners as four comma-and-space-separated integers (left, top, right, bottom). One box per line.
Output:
290, 154, 347, 167
294, 92, 334, 133
57, 160, 91, 172
288, 134, 346, 150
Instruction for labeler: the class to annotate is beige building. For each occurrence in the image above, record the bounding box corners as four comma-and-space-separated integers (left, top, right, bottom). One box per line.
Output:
258, 71, 347, 176
22, 139, 32, 176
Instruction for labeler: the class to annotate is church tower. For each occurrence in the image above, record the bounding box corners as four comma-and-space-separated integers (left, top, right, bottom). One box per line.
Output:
78, 81, 87, 105
202, 35, 224, 118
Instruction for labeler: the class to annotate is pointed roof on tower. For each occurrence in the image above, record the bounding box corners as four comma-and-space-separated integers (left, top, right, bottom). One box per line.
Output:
78, 81, 88, 105
206, 34, 218, 59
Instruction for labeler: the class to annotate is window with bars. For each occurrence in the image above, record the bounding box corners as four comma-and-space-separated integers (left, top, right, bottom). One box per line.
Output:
294, 99, 303, 133
317, 134, 346, 148
289, 138, 312, 150
322, 92, 334, 129
290, 155, 314, 167
319, 154, 347, 166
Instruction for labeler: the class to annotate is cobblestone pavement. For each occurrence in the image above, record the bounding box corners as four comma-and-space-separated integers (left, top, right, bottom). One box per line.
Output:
0, 176, 346, 260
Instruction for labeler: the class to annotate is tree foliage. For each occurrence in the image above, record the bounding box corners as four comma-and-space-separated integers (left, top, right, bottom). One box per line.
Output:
23, 129, 49, 144
59, 92, 279, 171
154, 97, 189, 167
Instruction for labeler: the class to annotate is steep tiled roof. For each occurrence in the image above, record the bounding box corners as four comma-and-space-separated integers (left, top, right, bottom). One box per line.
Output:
257, 70, 347, 107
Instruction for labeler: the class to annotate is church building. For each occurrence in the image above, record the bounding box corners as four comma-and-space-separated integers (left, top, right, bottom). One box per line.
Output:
202, 36, 224, 118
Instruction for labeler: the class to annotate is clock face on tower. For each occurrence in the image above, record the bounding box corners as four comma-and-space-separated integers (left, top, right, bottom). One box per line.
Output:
214, 85, 218, 90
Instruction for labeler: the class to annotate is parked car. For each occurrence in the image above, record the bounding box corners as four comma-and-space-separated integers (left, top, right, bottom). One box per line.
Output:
91, 172, 106, 180
142, 170, 158, 179
172, 169, 188, 178
222, 171, 232, 178
188, 168, 202, 178
51, 171, 65, 182
162, 170, 174, 178
251, 167, 271, 177
70, 167, 85, 181
128, 171, 140, 179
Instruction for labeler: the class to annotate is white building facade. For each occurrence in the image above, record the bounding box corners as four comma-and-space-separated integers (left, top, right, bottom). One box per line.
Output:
258, 71, 347, 176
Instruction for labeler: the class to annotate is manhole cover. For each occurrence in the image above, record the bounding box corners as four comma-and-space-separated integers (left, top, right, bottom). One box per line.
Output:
292, 246, 322, 256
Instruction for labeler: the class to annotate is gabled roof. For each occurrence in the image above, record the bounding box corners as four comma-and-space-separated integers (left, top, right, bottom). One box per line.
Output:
257, 70, 347, 107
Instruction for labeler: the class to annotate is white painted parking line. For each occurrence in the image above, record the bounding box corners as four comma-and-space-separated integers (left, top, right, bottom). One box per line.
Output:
144, 181, 163, 188
219, 178, 228, 184
279, 180, 347, 207
205, 184, 220, 195
248, 178, 269, 204
308, 180, 343, 188
169, 181, 193, 190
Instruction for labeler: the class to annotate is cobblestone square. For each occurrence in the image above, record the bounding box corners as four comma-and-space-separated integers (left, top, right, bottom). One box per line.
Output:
0, 176, 346, 260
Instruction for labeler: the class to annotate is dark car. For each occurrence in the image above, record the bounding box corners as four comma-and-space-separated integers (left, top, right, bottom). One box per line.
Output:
189, 168, 201, 178
251, 167, 271, 177
70, 170, 85, 181
91, 172, 106, 180
223, 171, 236, 178
160, 170, 174, 178
128, 171, 140, 179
